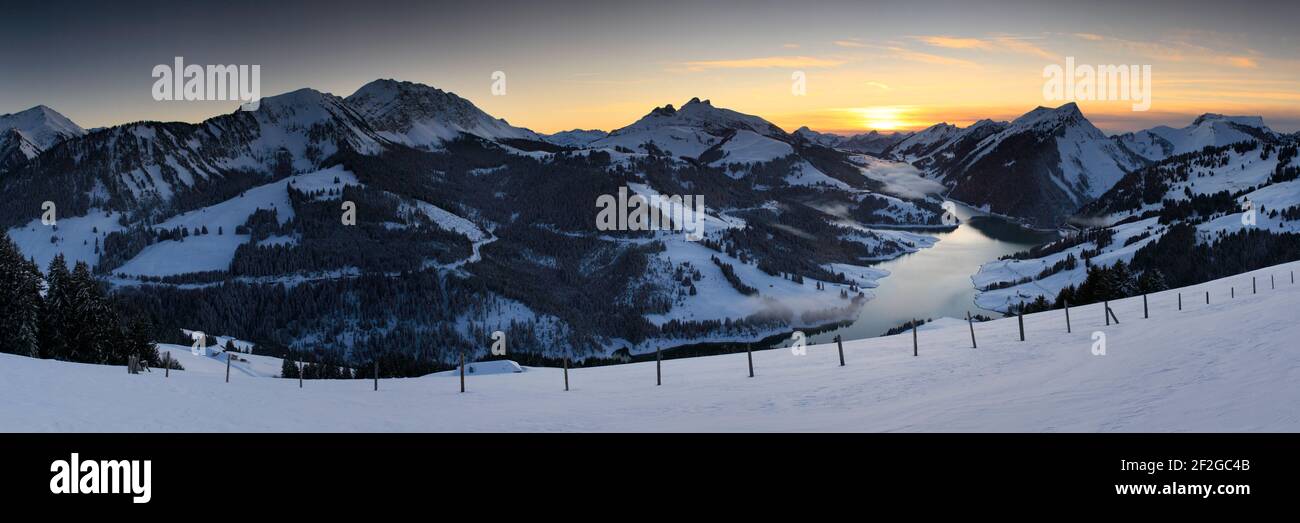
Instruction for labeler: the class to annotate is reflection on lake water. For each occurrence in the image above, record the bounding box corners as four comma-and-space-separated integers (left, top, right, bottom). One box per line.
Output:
810, 203, 1058, 344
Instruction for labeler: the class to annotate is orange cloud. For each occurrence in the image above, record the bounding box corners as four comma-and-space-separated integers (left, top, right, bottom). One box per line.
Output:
918, 36, 990, 50
916, 34, 1055, 59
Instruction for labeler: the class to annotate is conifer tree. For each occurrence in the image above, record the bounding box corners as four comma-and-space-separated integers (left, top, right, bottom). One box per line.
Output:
39, 254, 73, 360
0, 234, 43, 357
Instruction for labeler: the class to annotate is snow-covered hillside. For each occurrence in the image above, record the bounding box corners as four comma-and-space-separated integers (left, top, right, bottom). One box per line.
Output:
975, 138, 1300, 311
112, 166, 356, 277
3, 261, 1298, 432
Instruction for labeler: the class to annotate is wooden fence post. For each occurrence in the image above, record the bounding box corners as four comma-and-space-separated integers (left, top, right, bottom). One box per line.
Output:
373, 359, 378, 391
746, 343, 754, 377
656, 347, 662, 386
1178, 293, 1182, 311
1064, 299, 1071, 333
1253, 276, 1257, 294
563, 354, 570, 391
1018, 311, 1025, 341
966, 311, 977, 348
1104, 300, 1110, 326
1205, 291, 1209, 304
164, 353, 170, 378
836, 335, 845, 366
459, 352, 465, 393
1143, 294, 1148, 319
225, 351, 231, 383
298, 361, 303, 388
1271, 274, 1275, 289
912, 319, 919, 356
1231, 286, 1234, 299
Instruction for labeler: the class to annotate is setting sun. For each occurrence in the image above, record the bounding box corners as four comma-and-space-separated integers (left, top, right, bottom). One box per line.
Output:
848, 106, 922, 131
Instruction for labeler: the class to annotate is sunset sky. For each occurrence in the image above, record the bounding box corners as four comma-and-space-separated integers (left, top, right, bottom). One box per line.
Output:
2, 0, 1298, 135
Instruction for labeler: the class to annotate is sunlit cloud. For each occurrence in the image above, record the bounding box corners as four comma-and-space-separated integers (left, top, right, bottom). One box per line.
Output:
678, 55, 847, 71
865, 81, 891, 90
917, 36, 990, 50
833, 39, 867, 48
885, 46, 978, 67
915, 34, 1055, 59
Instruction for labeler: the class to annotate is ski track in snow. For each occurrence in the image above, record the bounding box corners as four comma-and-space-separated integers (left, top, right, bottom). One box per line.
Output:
3, 261, 1299, 432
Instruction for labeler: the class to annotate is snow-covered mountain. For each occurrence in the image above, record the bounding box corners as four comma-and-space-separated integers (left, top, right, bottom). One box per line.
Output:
903, 104, 1148, 227
792, 127, 911, 154
883, 122, 965, 162
0, 88, 389, 228
1115, 113, 1277, 162
792, 126, 842, 147
543, 129, 607, 147
590, 98, 792, 162
0, 105, 86, 174
344, 79, 542, 149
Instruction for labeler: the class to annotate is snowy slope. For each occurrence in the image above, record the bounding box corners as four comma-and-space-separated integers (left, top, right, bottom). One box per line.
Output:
974, 138, 1300, 311
3, 261, 1299, 432
112, 166, 356, 277
708, 129, 794, 167
6, 210, 126, 272
156, 344, 284, 379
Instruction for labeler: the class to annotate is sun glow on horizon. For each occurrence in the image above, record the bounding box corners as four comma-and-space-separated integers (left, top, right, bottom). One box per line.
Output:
846, 106, 926, 131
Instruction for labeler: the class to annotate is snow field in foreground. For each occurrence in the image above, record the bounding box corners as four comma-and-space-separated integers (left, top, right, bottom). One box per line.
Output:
2, 261, 1299, 432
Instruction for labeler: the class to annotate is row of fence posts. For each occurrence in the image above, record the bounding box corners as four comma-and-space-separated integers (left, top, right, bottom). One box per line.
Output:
170, 270, 1297, 391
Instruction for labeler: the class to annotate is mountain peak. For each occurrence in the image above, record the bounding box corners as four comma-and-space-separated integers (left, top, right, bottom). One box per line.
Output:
0, 104, 86, 152
1191, 113, 1267, 129
344, 78, 539, 148
615, 98, 786, 139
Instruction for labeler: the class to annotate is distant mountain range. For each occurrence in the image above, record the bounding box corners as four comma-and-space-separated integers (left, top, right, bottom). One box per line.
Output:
882, 104, 1281, 227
